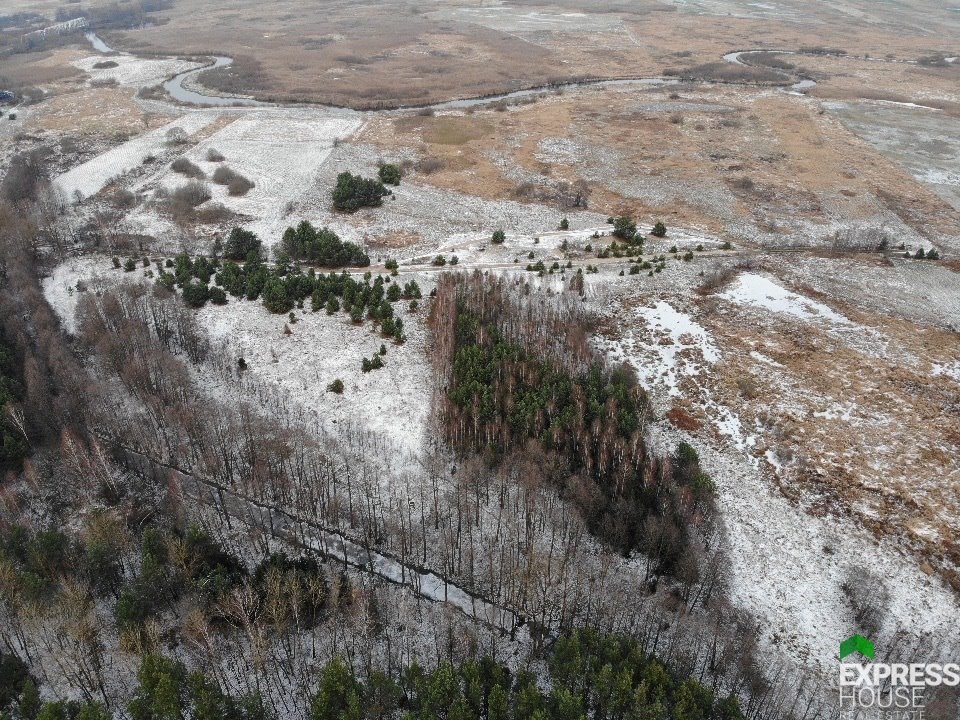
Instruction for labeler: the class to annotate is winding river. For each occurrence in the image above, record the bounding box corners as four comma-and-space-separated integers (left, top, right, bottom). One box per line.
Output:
86, 31, 817, 112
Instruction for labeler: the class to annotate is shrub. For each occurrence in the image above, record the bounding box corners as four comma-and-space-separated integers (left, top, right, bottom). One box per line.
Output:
112, 256, 121, 269
171, 180, 210, 207
170, 157, 205, 179
378, 163, 401, 185
181, 282, 210, 308
416, 155, 446, 174
491, 229, 506, 244
559, 217, 569, 230
432, 255, 447, 266
332, 171, 390, 212
209, 286, 227, 305
124, 258, 136, 272
223, 227, 262, 261
327, 379, 344, 394
651, 221, 667, 238
211, 166, 254, 195
361, 354, 384, 372
262, 277, 294, 314
211, 166, 237, 184
612, 216, 637, 241
205, 148, 225, 162
227, 177, 253, 196
0, 653, 30, 708
165, 127, 188, 145
111, 188, 137, 209
195, 202, 236, 225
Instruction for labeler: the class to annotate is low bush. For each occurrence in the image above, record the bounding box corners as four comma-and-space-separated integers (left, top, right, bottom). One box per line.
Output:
227, 176, 254, 196
171, 180, 211, 207
415, 155, 446, 174
212, 166, 254, 196
171, 157, 205, 179
378, 163, 401, 185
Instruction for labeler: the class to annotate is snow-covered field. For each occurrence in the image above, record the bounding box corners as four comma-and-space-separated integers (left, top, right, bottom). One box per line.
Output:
54, 110, 221, 200
194, 277, 434, 461
72, 54, 200, 88
153, 109, 363, 242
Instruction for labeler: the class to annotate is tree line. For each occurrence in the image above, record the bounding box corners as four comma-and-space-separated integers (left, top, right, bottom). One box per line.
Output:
157, 252, 417, 340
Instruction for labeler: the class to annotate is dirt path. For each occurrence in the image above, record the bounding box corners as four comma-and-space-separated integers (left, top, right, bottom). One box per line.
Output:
119, 445, 530, 639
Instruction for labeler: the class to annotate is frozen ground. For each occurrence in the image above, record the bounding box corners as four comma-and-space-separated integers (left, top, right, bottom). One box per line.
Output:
603, 284, 960, 681
148, 109, 363, 242
54, 110, 221, 200
651, 418, 960, 679
72, 54, 200, 88
429, 6, 622, 33
193, 275, 434, 462
719, 272, 852, 326
609, 300, 719, 397
824, 100, 960, 224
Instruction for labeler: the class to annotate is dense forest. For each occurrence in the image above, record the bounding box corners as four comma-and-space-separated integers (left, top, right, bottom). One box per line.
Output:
0, 629, 744, 720
429, 274, 715, 575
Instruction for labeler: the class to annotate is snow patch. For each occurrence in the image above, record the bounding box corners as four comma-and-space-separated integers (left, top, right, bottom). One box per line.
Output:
72, 54, 200, 88
612, 301, 718, 397
720, 273, 852, 326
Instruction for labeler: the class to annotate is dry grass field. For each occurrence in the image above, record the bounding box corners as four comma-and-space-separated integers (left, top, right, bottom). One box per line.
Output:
361, 83, 960, 248
68, 0, 959, 108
